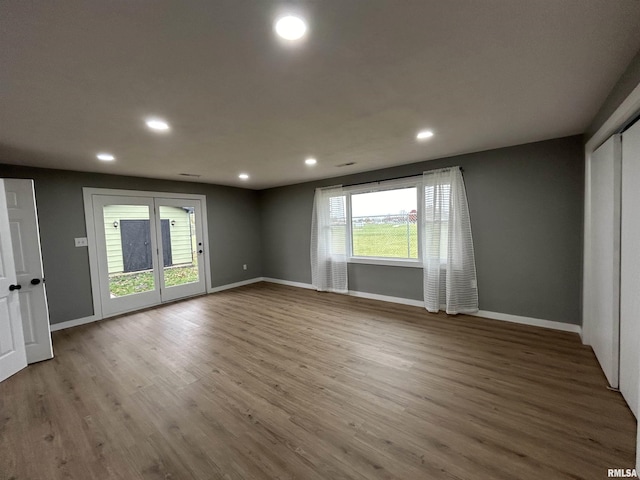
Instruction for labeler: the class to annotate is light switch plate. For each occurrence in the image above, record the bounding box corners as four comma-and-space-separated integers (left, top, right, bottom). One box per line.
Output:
74, 237, 88, 247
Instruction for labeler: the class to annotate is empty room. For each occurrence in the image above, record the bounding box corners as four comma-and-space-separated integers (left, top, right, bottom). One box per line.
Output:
1, 1, 640, 479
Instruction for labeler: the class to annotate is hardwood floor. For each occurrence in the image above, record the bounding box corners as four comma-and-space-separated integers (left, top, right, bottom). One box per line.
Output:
0, 282, 636, 480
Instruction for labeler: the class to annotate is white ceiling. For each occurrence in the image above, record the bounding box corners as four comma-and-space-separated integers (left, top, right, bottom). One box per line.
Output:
1, 1, 640, 189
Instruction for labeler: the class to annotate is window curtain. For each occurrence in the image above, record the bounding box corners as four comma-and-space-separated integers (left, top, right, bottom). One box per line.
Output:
422, 167, 478, 314
310, 186, 348, 293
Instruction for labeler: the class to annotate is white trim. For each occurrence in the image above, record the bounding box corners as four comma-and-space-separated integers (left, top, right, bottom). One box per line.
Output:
585, 81, 640, 154
348, 257, 423, 268
208, 277, 263, 293
82, 187, 208, 201
261, 277, 315, 290
471, 310, 581, 334
582, 146, 592, 346
196, 196, 212, 292
348, 289, 424, 307
52, 278, 582, 336
50, 315, 99, 332
260, 278, 581, 334
83, 188, 103, 324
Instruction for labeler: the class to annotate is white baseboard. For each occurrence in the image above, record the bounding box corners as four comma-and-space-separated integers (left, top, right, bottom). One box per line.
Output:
50, 315, 99, 332
52, 278, 581, 336
348, 289, 424, 308
208, 277, 263, 293
260, 278, 581, 335
261, 277, 315, 290
472, 310, 581, 334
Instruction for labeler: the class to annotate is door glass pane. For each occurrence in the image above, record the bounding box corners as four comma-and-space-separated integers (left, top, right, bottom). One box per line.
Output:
159, 206, 199, 287
103, 205, 155, 297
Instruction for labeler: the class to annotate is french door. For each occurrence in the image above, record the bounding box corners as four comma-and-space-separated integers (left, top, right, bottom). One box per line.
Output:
90, 192, 207, 317
155, 198, 206, 302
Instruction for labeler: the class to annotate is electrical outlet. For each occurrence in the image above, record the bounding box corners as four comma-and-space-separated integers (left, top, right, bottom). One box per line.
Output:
243, 264, 247, 270
74, 237, 88, 247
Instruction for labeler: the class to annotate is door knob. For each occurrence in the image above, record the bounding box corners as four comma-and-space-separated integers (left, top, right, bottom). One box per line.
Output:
31, 278, 41, 285
9, 284, 21, 291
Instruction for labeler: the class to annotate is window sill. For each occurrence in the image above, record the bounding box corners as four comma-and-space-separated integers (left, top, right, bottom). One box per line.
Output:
348, 257, 423, 269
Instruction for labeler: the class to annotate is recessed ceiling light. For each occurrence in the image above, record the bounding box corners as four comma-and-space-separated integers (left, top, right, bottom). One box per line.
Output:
239, 173, 249, 180
275, 16, 307, 40
145, 118, 170, 132
305, 157, 317, 165
96, 153, 115, 161
416, 130, 434, 140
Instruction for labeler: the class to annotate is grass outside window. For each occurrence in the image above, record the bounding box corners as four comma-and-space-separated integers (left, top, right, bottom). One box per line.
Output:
351, 223, 418, 258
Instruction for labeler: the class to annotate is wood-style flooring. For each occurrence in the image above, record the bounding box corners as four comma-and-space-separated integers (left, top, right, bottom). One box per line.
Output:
0, 282, 636, 480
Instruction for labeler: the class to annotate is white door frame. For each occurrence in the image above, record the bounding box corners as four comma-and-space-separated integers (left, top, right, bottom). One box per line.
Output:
83, 188, 211, 320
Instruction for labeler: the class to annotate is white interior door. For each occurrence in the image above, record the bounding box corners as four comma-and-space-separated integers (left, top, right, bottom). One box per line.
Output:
154, 198, 206, 302
4, 179, 53, 364
583, 135, 622, 388
93, 195, 161, 317
0, 180, 27, 382
620, 120, 640, 418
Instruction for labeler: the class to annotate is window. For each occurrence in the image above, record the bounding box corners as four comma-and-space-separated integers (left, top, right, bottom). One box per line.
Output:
320, 176, 454, 267
351, 187, 418, 259
317, 178, 422, 266
312, 168, 476, 312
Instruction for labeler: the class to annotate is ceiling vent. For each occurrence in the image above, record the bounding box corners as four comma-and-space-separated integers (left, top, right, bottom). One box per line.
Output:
336, 162, 356, 167
178, 173, 201, 178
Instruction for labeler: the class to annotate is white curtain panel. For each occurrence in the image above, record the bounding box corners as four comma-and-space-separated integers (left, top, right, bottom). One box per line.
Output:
422, 167, 478, 314
310, 186, 348, 293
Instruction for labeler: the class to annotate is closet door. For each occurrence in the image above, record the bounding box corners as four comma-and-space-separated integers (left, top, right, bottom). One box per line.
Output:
583, 135, 621, 388
620, 120, 640, 418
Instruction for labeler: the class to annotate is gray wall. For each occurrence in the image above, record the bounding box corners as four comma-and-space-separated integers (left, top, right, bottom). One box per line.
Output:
587, 48, 640, 139
0, 136, 585, 326
260, 136, 584, 325
0, 165, 262, 324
